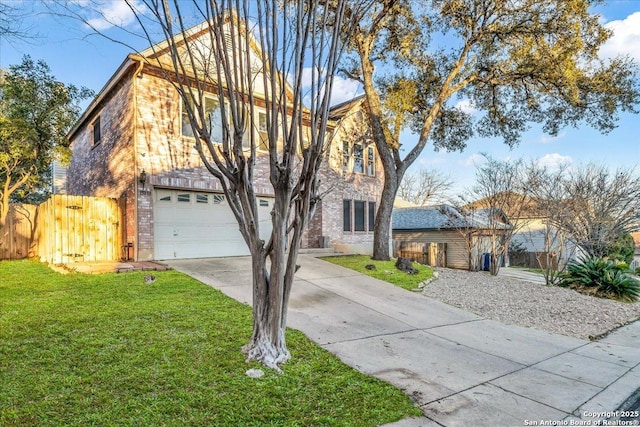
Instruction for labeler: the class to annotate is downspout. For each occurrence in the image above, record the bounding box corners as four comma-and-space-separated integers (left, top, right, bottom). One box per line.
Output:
131, 57, 144, 261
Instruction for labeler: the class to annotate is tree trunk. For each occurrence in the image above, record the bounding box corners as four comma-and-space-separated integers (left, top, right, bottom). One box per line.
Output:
242, 248, 291, 372
242, 194, 292, 372
0, 198, 9, 234
372, 170, 401, 261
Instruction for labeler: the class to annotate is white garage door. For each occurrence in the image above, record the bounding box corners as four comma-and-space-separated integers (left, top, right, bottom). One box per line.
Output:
154, 189, 273, 260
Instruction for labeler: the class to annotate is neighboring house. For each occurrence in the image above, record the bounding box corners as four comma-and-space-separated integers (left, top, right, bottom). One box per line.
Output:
467, 193, 579, 268
51, 161, 67, 195
392, 205, 511, 270
66, 20, 382, 261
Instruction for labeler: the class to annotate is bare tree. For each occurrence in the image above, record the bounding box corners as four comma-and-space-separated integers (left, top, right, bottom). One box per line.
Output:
461, 155, 527, 275
522, 162, 577, 285
397, 169, 453, 206
559, 164, 640, 259
57, 0, 362, 370
0, 2, 38, 44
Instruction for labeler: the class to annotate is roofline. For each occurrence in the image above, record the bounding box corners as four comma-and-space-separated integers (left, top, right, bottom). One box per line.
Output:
329, 94, 365, 112
67, 55, 140, 141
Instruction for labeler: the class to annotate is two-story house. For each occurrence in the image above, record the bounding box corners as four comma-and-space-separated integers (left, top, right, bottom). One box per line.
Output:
66, 20, 382, 261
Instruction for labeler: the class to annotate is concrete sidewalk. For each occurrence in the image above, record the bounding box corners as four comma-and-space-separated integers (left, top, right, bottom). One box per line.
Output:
167, 255, 640, 427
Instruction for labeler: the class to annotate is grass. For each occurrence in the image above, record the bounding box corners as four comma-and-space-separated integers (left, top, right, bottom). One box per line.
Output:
0, 259, 421, 427
321, 255, 433, 291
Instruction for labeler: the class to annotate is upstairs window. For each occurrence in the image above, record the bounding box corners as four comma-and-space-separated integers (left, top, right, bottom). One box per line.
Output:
353, 143, 364, 174
258, 111, 268, 152
342, 141, 375, 176
181, 94, 224, 143
342, 141, 350, 171
92, 116, 101, 146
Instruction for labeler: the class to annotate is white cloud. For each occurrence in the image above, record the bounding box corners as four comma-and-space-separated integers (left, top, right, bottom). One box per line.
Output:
300, 67, 361, 106
539, 131, 566, 145
536, 153, 573, 169
85, 0, 146, 31
329, 76, 361, 106
418, 155, 447, 166
459, 153, 486, 168
600, 12, 640, 63
454, 99, 476, 115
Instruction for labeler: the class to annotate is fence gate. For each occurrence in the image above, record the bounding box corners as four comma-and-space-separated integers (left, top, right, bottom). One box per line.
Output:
394, 241, 447, 267
34, 195, 123, 264
1, 195, 124, 263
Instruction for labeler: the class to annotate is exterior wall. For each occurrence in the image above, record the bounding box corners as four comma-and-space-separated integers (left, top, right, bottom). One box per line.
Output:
511, 217, 578, 265
315, 108, 383, 255
393, 230, 471, 270
68, 62, 383, 260
67, 67, 137, 257
132, 69, 277, 260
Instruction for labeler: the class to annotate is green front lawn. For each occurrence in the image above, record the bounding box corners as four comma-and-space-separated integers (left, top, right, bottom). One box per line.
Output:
0, 260, 420, 427
321, 255, 433, 291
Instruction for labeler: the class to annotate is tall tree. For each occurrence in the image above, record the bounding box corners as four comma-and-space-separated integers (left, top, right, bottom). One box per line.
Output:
341, 0, 639, 260
60, 0, 362, 369
397, 169, 453, 205
0, 56, 92, 230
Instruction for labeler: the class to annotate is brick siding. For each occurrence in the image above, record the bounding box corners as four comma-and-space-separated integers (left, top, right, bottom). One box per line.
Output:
68, 61, 381, 259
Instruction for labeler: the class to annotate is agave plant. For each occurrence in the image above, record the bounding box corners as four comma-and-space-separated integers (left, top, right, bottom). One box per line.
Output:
559, 255, 639, 302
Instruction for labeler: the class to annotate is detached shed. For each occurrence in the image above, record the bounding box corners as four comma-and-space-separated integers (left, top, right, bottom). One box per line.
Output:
392, 205, 511, 270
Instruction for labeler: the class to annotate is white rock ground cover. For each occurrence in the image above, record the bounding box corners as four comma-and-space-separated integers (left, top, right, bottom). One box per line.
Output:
421, 268, 640, 340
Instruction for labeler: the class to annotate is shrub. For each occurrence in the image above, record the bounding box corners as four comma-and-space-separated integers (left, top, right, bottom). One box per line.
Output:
559, 255, 639, 302
606, 234, 635, 264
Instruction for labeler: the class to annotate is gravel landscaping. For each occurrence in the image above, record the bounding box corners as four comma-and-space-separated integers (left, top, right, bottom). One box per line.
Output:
422, 267, 640, 340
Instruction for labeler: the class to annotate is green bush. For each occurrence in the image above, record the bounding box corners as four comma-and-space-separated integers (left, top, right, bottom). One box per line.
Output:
606, 233, 636, 264
559, 255, 639, 302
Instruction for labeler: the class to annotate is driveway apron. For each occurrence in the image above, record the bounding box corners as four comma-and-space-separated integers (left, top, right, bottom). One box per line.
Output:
167, 255, 640, 427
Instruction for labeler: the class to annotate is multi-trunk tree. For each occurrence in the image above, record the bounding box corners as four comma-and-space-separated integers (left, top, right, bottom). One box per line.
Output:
340, 0, 639, 260
74, 0, 362, 370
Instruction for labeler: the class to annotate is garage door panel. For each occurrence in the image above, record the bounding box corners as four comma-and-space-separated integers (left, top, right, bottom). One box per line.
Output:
153, 189, 273, 260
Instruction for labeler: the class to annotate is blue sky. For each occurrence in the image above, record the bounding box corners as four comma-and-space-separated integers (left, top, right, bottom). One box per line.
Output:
1, 0, 638, 197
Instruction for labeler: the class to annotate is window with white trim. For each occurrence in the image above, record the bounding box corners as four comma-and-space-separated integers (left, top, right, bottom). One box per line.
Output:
181, 94, 224, 142
257, 111, 268, 151
341, 141, 375, 176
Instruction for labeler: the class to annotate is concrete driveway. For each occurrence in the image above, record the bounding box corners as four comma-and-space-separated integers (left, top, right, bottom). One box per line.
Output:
167, 255, 640, 427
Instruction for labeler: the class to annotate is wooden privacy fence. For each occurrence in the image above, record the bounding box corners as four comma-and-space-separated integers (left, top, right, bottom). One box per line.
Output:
393, 240, 447, 267
0, 195, 124, 264
0, 204, 38, 260
509, 251, 558, 270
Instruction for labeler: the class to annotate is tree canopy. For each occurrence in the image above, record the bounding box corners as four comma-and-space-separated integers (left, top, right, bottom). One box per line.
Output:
0, 56, 92, 226
341, 0, 640, 260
